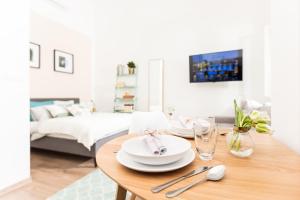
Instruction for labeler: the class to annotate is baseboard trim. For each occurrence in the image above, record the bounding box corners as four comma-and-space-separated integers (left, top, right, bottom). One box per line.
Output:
0, 177, 32, 197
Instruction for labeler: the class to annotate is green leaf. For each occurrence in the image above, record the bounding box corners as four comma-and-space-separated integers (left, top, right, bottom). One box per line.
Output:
255, 123, 270, 133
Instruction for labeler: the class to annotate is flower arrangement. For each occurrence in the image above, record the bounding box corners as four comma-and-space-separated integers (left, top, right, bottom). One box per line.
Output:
228, 100, 271, 157
233, 99, 270, 133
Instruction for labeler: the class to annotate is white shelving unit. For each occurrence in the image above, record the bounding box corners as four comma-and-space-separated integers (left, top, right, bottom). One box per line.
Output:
114, 66, 137, 113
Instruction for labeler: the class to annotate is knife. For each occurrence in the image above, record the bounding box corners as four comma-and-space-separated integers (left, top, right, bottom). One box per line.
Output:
151, 166, 212, 193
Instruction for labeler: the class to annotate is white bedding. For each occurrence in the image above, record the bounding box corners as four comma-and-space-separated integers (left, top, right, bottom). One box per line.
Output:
31, 112, 131, 150
31, 121, 75, 140
30, 121, 39, 133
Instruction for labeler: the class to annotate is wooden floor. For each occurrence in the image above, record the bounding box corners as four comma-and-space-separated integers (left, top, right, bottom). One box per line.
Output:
0, 149, 96, 200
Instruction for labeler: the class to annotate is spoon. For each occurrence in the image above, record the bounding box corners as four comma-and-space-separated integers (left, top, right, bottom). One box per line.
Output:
165, 165, 226, 198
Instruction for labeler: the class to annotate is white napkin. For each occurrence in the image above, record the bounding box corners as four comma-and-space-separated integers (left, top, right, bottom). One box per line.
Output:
178, 116, 194, 129
177, 117, 210, 132
143, 134, 167, 155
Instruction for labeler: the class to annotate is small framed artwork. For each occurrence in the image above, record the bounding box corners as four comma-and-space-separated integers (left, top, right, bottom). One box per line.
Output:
54, 50, 74, 74
30, 42, 40, 68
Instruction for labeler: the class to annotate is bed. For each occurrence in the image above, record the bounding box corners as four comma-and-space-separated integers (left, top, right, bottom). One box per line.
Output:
30, 98, 131, 166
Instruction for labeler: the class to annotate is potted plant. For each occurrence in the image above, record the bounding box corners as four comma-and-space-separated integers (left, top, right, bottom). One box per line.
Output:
127, 61, 136, 75
226, 100, 271, 158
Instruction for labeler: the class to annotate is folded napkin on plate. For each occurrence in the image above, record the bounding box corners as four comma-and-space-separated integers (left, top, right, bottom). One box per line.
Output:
178, 116, 210, 129
143, 131, 167, 155
178, 116, 194, 129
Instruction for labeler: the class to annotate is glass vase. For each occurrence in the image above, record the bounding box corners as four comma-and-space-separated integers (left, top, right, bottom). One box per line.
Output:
226, 127, 254, 158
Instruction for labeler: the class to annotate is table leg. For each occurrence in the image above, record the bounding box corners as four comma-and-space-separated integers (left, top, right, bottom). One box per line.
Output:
130, 194, 137, 200
115, 185, 127, 200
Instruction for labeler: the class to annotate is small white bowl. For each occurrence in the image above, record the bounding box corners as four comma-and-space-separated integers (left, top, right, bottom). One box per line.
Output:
121, 135, 191, 165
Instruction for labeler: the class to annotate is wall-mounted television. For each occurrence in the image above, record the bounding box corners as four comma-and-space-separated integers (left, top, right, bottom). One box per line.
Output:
189, 49, 243, 83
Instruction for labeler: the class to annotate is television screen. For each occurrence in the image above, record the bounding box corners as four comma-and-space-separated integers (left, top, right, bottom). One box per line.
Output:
189, 49, 243, 83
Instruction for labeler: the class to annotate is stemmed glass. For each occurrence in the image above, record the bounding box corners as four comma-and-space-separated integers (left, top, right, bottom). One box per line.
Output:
193, 117, 218, 161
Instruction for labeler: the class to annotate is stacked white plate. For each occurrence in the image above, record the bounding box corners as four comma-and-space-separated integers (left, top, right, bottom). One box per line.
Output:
116, 135, 195, 172
169, 120, 194, 138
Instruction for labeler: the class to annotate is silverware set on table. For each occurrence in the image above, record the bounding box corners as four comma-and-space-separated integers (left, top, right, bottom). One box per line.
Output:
151, 165, 225, 198
151, 166, 211, 193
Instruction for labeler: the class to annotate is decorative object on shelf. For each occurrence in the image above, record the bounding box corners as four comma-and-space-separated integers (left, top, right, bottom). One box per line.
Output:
114, 64, 137, 113
127, 61, 136, 75
30, 42, 40, 69
226, 100, 271, 158
123, 92, 135, 100
54, 49, 74, 74
167, 106, 176, 119
123, 104, 134, 113
116, 81, 126, 88
117, 64, 125, 75
90, 100, 97, 112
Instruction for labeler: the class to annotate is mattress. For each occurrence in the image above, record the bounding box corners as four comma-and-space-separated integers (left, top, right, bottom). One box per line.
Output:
31, 121, 77, 140
30, 112, 132, 149
31, 132, 75, 140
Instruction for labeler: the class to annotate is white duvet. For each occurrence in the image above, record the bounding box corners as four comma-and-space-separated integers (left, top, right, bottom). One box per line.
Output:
33, 112, 131, 150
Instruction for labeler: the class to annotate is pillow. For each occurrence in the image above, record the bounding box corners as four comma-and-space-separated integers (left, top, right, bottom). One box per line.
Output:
45, 105, 69, 118
30, 106, 52, 121
30, 100, 54, 108
66, 104, 91, 116
54, 100, 75, 107
30, 100, 54, 121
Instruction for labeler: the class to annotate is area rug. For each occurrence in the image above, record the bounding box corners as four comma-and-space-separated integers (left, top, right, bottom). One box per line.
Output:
47, 169, 117, 200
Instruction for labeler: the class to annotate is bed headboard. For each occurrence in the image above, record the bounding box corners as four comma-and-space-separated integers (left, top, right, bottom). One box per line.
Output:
30, 98, 80, 104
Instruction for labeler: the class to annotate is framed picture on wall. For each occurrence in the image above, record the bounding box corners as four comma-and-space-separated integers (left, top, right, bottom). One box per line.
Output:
30, 42, 40, 68
54, 50, 74, 74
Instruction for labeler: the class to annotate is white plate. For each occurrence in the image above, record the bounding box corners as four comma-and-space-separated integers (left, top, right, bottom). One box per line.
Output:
122, 135, 191, 165
169, 130, 194, 139
169, 120, 194, 138
116, 149, 195, 173
170, 119, 210, 138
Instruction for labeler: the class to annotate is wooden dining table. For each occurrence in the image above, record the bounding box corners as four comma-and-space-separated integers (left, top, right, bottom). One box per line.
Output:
96, 133, 300, 200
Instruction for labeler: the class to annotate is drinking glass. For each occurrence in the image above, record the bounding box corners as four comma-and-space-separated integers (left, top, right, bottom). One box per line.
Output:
193, 117, 218, 161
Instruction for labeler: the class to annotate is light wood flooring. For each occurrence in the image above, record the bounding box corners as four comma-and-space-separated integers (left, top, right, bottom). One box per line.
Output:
0, 149, 96, 200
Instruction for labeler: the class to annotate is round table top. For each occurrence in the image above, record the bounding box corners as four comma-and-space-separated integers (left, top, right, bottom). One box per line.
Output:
96, 133, 300, 200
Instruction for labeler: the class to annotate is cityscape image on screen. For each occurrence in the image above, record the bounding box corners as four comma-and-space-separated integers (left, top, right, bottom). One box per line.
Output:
189, 49, 243, 83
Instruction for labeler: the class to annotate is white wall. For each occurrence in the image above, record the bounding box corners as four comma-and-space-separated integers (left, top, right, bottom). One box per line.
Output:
30, 0, 95, 38
30, 12, 93, 101
94, 0, 269, 117
30, 0, 96, 100
270, 0, 300, 153
0, 1, 30, 191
